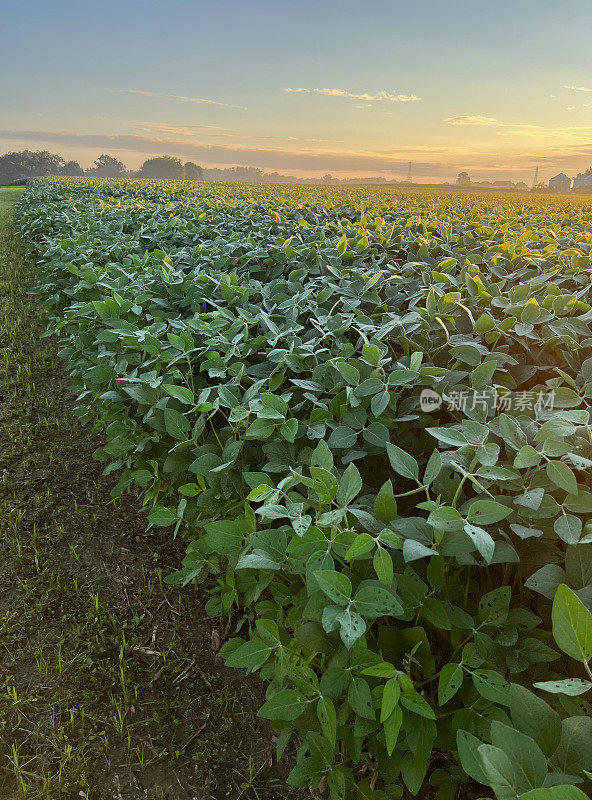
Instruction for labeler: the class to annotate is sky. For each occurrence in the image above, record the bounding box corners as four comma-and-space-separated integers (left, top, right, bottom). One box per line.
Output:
1, 0, 591, 183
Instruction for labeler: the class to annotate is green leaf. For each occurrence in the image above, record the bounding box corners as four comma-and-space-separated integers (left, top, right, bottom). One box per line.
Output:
554, 514, 582, 545
217, 385, 240, 408
551, 584, 592, 662
535, 417, 575, 443
403, 539, 438, 562
317, 696, 337, 746
310, 466, 339, 504
521, 788, 591, 800
386, 442, 419, 481
471, 360, 497, 389
457, 730, 489, 785
122, 383, 158, 405
373, 548, 394, 585
546, 461, 578, 495
401, 745, 432, 796
163, 384, 194, 404
478, 744, 531, 797
172, 477, 197, 497
344, 533, 374, 561
428, 505, 464, 532
255, 619, 281, 647
374, 480, 397, 524
336, 462, 362, 507
467, 500, 512, 525
525, 564, 567, 599
479, 586, 511, 626
564, 490, 592, 513
327, 765, 347, 800
421, 596, 451, 630
245, 417, 275, 439
327, 425, 357, 449
314, 570, 352, 606
371, 389, 390, 416
490, 720, 548, 791
438, 663, 463, 705
400, 690, 436, 719
472, 670, 511, 705
348, 677, 374, 719
334, 361, 360, 385
258, 689, 309, 721
513, 445, 541, 469
279, 418, 298, 442
148, 505, 177, 527
362, 342, 381, 365
236, 550, 281, 570
427, 426, 469, 447
225, 639, 272, 671
510, 684, 562, 757
353, 585, 403, 618
533, 678, 592, 696
311, 439, 334, 470
424, 449, 442, 485
164, 407, 190, 440
247, 484, 274, 502
362, 662, 397, 678
383, 705, 402, 756
464, 523, 496, 564
380, 678, 400, 723
474, 311, 495, 333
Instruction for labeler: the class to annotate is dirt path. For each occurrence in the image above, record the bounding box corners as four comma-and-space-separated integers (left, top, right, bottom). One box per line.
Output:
0, 189, 294, 800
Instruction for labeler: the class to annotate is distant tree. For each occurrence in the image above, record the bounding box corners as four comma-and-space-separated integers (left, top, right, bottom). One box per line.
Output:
0, 150, 64, 184
199, 166, 265, 182
184, 161, 204, 181
88, 154, 126, 177
61, 160, 84, 176
139, 156, 185, 179
584, 166, 592, 177
456, 171, 471, 187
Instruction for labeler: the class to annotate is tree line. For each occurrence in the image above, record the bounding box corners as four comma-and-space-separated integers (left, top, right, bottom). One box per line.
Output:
0, 151, 204, 185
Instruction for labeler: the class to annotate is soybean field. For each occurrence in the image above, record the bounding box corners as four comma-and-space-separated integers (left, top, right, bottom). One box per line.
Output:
13, 178, 592, 800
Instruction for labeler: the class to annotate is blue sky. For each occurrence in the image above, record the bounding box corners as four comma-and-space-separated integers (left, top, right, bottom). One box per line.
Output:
2, 0, 591, 181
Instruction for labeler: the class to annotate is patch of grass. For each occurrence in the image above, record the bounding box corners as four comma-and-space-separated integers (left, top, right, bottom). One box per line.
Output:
0, 188, 295, 799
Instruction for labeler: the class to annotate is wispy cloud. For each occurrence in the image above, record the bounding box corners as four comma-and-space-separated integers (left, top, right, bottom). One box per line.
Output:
129, 122, 341, 144
444, 115, 501, 126
283, 87, 420, 103
115, 89, 246, 110
131, 122, 230, 136
564, 85, 592, 93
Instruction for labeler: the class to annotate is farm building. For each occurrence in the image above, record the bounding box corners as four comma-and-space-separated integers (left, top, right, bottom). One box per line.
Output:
548, 173, 572, 193
573, 171, 592, 191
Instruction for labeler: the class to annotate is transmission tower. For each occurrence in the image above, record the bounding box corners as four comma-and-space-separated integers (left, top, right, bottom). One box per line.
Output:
407, 162, 412, 183
531, 165, 539, 189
